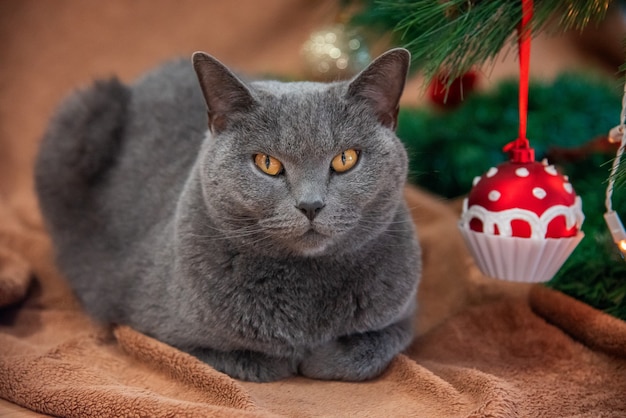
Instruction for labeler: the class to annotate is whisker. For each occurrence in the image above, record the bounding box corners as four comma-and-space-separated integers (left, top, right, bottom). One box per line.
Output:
358, 218, 414, 225
186, 231, 261, 242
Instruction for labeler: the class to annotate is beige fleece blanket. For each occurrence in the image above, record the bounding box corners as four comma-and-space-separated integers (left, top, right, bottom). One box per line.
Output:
1, 185, 626, 417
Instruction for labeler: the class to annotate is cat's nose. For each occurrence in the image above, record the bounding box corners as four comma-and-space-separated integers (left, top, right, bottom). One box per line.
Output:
296, 200, 325, 221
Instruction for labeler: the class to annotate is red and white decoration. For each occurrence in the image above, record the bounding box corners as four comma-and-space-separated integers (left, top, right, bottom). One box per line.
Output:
459, 159, 585, 282
458, 0, 584, 282
463, 160, 583, 239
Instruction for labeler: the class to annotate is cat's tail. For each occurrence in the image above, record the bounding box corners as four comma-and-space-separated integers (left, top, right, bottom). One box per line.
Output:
35, 78, 130, 219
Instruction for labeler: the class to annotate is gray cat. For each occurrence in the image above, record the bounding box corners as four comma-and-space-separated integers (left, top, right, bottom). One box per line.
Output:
35, 48, 421, 382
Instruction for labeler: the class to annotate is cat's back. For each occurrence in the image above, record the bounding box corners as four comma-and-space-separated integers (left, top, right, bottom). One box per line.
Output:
37, 58, 206, 222
105, 58, 208, 225
35, 58, 208, 289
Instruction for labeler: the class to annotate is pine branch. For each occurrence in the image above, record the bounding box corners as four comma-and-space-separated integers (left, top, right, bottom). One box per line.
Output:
349, 0, 611, 83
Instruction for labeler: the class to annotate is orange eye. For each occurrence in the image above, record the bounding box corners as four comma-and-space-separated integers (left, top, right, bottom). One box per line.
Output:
331, 149, 359, 173
254, 153, 283, 176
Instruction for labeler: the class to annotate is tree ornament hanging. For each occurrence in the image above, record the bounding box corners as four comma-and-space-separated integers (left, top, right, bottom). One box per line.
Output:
603, 85, 626, 257
458, 0, 585, 282
464, 160, 584, 239
428, 70, 479, 108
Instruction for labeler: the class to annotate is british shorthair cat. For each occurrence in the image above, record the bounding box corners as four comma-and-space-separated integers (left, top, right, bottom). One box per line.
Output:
35, 48, 421, 382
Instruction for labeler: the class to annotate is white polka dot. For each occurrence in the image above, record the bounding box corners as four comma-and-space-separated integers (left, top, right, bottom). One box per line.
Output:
541, 158, 549, 166
563, 183, 573, 194
544, 165, 558, 176
564, 175, 569, 181
486, 167, 498, 178
533, 187, 547, 199
472, 176, 481, 186
488, 190, 501, 201
515, 167, 529, 177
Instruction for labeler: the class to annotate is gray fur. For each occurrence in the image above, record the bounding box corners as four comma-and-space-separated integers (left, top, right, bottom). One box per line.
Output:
35, 49, 421, 382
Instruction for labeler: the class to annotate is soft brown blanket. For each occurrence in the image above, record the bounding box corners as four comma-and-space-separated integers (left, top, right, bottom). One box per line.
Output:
1, 186, 626, 417
2, 1, 626, 416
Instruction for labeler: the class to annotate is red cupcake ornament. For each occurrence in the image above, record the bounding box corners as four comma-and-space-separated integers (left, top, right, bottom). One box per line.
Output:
459, 150, 585, 282
465, 159, 583, 239
458, 0, 584, 282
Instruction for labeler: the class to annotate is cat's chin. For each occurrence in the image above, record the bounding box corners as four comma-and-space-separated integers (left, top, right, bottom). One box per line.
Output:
291, 229, 333, 257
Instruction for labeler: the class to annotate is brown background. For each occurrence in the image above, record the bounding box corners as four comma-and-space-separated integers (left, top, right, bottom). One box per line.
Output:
0, 1, 617, 214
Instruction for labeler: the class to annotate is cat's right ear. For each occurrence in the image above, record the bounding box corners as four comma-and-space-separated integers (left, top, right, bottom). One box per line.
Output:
192, 52, 257, 133
346, 48, 410, 130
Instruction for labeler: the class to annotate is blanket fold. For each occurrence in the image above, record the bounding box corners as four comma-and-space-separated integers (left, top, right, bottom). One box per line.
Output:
529, 284, 626, 358
1, 186, 625, 417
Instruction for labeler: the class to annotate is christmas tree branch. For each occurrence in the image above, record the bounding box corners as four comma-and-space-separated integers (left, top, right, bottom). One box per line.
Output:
348, 0, 611, 84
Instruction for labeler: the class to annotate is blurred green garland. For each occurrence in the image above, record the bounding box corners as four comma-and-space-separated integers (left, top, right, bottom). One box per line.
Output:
396, 74, 626, 319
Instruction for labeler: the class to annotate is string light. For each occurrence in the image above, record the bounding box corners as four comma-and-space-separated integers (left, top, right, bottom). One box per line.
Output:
604, 83, 626, 256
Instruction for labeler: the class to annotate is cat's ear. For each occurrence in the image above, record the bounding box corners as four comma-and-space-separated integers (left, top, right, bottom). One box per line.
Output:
346, 48, 410, 130
192, 52, 257, 133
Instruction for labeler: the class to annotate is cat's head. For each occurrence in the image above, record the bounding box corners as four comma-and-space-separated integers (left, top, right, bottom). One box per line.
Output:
192, 49, 411, 257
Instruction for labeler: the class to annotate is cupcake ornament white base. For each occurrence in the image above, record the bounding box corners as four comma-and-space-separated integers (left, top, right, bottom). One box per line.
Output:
459, 227, 584, 283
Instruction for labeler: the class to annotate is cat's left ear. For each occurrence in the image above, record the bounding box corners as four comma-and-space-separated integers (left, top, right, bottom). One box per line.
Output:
346, 48, 410, 130
192, 52, 257, 133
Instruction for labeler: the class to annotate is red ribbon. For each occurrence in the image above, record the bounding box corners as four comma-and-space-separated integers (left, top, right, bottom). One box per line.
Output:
504, 0, 535, 163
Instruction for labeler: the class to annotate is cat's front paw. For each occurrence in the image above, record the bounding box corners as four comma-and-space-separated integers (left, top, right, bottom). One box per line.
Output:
299, 319, 413, 381
299, 335, 397, 381
193, 348, 298, 382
